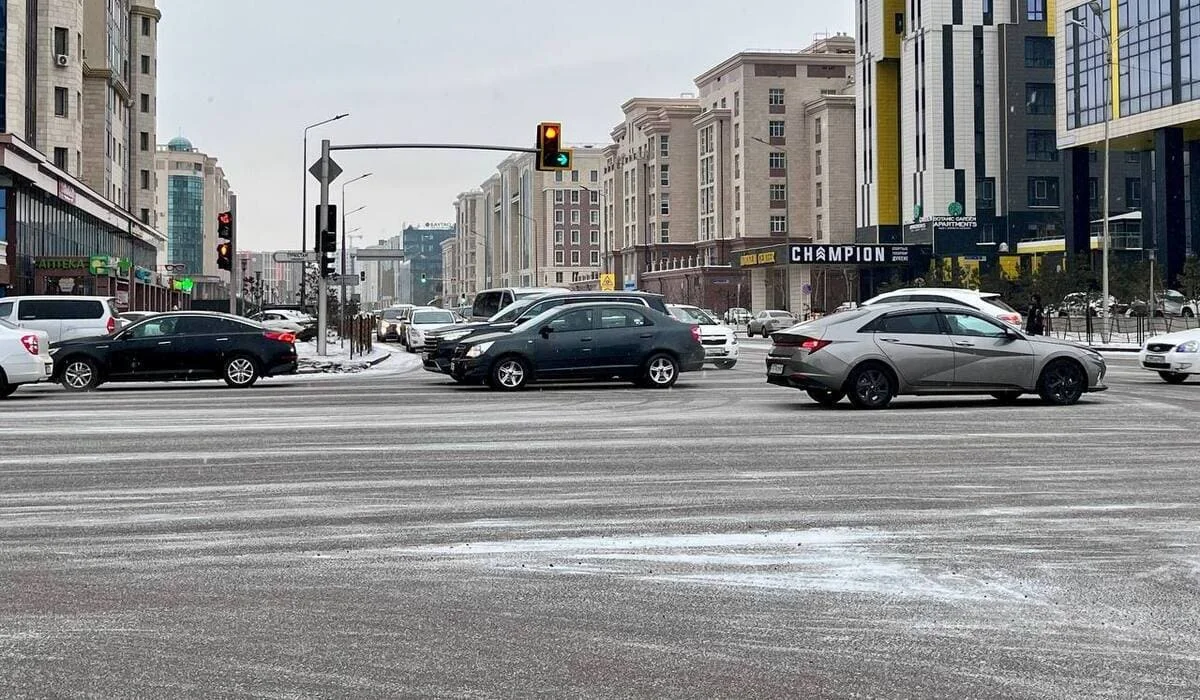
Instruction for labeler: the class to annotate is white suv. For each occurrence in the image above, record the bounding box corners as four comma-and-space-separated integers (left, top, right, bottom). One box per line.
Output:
0, 296, 122, 342
861, 288, 1023, 327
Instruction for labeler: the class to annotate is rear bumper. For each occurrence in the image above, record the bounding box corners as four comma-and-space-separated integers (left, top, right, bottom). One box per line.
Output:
765, 356, 842, 391
266, 359, 298, 377
3, 355, 54, 385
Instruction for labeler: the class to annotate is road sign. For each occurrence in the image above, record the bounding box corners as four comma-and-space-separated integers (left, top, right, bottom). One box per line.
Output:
334, 274, 360, 286
599, 273, 615, 291
272, 250, 318, 263
802, 282, 813, 295
353, 249, 408, 261
309, 154, 343, 184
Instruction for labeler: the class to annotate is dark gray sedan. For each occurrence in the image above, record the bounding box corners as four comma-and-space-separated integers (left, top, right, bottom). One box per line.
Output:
765, 302, 1107, 409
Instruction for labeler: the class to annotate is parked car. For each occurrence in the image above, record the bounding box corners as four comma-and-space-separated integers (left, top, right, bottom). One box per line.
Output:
1138, 328, 1200, 383
861, 287, 1023, 327
1052, 292, 1118, 318
765, 302, 1107, 409
249, 310, 316, 341
450, 302, 705, 390
376, 305, 414, 342
424, 291, 670, 376
50, 311, 298, 391
0, 295, 121, 342
746, 310, 797, 337
668, 304, 738, 369
404, 308, 463, 353
0, 318, 53, 397
725, 307, 751, 325
1124, 290, 1198, 318
469, 287, 564, 321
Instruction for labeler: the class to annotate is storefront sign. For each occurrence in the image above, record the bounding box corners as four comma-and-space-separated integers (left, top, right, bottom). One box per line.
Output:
788, 244, 932, 265
57, 181, 76, 203
88, 255, 131, 275
737, 249, 783, 267
134, 267, 153, 282
33, 257, 89, 270
926, 216, 977, 230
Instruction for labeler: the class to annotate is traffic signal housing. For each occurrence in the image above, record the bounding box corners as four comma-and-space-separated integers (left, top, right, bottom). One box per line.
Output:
313, 205, 338, 278
216, 241, 232, 271
536, 122, 572, 172
217, 211, 233, 240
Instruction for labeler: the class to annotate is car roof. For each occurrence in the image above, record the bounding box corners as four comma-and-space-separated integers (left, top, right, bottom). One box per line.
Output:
869, 287, 998, 299
5, 295, 117, 302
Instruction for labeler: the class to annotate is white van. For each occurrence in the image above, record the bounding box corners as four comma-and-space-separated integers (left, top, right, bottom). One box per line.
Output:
470, 287, 562, 321
0, 296, 122, 343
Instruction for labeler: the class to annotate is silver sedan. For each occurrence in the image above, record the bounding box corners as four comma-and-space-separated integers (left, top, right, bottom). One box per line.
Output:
765, 302, 1107, 409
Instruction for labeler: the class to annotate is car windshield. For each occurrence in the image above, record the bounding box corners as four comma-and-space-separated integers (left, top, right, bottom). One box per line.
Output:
769, 311, 794, 318
670, 306, 716, 325
491, 299, 536, 322
380, 310, 404, 320
510, 306, 571, 335
412, 311, 455, 325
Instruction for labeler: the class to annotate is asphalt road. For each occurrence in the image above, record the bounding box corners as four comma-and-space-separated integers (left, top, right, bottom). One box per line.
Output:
2, 345, 1199, 698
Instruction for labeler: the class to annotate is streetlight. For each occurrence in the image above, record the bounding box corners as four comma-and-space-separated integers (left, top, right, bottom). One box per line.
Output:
300, 112, 349, 307
751, 135, 792, 312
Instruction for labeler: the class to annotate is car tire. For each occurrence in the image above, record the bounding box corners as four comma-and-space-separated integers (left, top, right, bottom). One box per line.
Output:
1037, 359, 1086, 405
0, 380, 16, 398
60, 357, 101, 392
714, 360, 737, 370
1185, 308, 1196, 319
223, 355, 260, 388
1159, 371, 1188, 384
488, 355, 530, 391
746, 328, 754, 338
845, 363, 895, 409
641, 353, 680, 389
991, 391, 1022, 404
806, 389, 845, 407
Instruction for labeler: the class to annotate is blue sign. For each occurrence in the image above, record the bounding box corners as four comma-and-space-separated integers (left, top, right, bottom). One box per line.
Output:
624, 281, 637, 291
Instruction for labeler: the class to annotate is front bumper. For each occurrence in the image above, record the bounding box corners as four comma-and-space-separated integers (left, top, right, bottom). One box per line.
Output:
423, 353, 452, 373
1139, 349, 1200, 374
450, 356, 490, 383
700, 338, 739, 363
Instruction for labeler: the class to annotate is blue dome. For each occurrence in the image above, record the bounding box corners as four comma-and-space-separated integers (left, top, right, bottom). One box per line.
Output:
166, 136, 193, 152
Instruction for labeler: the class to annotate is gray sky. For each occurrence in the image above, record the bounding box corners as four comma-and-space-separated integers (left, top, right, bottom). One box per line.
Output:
156, 0, 853, 252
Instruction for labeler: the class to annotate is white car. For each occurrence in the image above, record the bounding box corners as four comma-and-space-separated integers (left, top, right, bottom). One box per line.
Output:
668, 304, 738, 369
1139, 329, 1200, 383
861, 287, 1023, 327
403, 308, 462, 353
0, 318, 53, 397
0, 295, 122, 342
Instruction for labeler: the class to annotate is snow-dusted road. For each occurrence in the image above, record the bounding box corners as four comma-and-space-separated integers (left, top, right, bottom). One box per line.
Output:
1, 348, 1198, 697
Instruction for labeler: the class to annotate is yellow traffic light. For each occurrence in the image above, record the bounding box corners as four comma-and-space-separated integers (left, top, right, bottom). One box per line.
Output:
536, 122, 572, 172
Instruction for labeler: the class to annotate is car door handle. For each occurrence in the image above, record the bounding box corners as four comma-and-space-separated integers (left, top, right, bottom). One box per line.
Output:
216, 337, 229, 342
157, 341, 171, 345
879, 337, 901, 343
639, 333, 653, 338
581, 337, 592, 342
955, 340, 975, 347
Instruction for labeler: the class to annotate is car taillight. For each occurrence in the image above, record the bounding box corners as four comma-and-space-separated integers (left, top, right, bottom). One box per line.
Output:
106, 317, 116, 333
801, 338, 831, 353
690, 325, 701, 343
265, 330, 296, 344
20, 334, 39, 355
999, 313, 1021, 326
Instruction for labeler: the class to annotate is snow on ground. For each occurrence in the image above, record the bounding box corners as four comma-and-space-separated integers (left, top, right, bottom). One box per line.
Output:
290, 340, 420, 377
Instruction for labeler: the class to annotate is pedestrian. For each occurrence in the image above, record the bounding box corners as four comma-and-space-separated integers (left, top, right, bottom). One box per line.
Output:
1025, 294, 1045, 335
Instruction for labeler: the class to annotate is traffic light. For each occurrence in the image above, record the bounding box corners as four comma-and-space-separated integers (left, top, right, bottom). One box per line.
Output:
319, 230, 337, 278
217, 211, 233, 240
216, 241, 232, 270
359, 270, 366, 282
420, 272, 427, 284
535, 122, 572, 171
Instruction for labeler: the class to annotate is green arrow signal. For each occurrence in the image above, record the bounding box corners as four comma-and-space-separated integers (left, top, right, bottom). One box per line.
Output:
554, 153, 569, 167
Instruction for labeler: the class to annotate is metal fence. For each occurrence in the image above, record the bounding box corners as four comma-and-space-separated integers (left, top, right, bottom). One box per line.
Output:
338, 313, 376, 359
1044, 314, 1200, 346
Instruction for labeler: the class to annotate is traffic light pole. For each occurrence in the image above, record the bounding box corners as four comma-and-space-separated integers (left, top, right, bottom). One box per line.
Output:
317, 141, 331, 357
229, 193, 238, 316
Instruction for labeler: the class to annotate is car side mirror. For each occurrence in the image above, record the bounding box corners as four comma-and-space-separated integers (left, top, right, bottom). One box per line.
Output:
1005, 329, 1023, 341
539, 325, 554, 338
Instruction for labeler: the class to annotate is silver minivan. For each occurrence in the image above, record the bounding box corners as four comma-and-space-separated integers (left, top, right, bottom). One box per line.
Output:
0, 296, 122, 343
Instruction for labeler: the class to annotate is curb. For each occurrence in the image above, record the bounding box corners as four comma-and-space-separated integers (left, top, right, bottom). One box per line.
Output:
366, 352, 392, 367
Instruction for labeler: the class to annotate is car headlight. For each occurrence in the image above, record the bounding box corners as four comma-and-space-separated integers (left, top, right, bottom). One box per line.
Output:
1177, 341, 1199, 353
442, 330, 471, 341
464, 341, 494, 358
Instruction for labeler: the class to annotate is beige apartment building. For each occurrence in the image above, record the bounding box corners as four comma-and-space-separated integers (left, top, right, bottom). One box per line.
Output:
154, 137, 233, 280
452, 189, 485, 301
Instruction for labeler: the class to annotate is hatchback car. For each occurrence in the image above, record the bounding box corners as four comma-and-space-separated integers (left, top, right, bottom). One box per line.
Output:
50, 312, 298, 391
0, 295, 122, 342
450, 302, 705, 390
1138, 329, 1200, 383
747, 310, 797, 337
0, 318, 53, 397
765, 303, 1106, 409
861, 287, 1023, 327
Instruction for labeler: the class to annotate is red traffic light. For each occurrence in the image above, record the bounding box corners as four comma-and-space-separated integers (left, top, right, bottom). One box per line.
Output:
217, 211, 232, 226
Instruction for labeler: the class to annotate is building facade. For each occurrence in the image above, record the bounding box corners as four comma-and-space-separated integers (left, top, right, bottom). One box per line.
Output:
154, 136, 232, 282
403, 223, 455, 305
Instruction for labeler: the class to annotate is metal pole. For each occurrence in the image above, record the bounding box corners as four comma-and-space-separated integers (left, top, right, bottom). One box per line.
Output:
340, 186, 347, 348
301, 132, 308, 309
1101, 48, 1112, 344
785, 153, 792, 313
229, 193, 238, 316
317, 139, 331, 356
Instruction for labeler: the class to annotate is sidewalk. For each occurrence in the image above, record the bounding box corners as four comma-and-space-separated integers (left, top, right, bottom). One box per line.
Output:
295, 340, 394, 374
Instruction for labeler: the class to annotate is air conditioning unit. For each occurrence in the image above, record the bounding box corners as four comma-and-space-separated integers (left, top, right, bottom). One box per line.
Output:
55, 54, 69, 67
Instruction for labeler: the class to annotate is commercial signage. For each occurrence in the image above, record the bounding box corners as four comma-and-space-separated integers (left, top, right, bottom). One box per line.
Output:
88, 255, 131, 275
738, 250, 779, 267
134, 267, 154, 282
909, 216, 977, 232
788, 244, 933, 265
33, 257, 89, 270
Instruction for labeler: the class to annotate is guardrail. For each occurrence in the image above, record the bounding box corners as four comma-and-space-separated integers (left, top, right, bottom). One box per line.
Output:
1044, 314, 1200, 346
339, 313, 375, 359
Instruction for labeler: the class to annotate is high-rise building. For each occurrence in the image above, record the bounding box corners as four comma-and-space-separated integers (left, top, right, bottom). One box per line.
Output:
403, 223, 455, 304
452, 189, 485, 298
154, 136, 232, 280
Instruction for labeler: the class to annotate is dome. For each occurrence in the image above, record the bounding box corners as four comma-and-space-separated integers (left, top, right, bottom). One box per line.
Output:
166, 136, 193, 152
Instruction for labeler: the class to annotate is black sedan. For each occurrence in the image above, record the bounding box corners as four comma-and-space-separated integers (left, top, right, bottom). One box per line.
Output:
50, 312, 298, 391
450, 302, 705, 390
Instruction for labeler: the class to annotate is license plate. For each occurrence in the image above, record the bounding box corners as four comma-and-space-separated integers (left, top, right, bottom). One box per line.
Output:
769, 364, 784, 375
1146, 354, 1166, 364
43, 364, 53, 376
705, 348, 726, 357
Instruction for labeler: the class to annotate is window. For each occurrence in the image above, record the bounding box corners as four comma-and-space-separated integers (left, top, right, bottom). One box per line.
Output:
1025, 83, 1054, 114
554, 190, 564, 203
140, 208, 150, 223
816, 183, 823, 207
768, 88, 785, 105
54, 87, 68, 117
53, 147, 68, 169
816, 214, 823, 239
734, 91, 740, 116
590, 251, 600, 265
54, 26, 69, 56
140, 131, 149, 151
979, 178, 995, 205
770, 184, 786, 201
555, 272, 564, 283
1028, 176, 1061, 207
555, 171, 563, 182
659, 135, 670, 158
590, 170, 599, 183
590, 229, 599, 244
571, 210, 581, 224
599, 308, 650, 329
554, 229, 564, 244
571, 251, 581, 266
140, 93, 150, 113
814, 117, 822, 143
590, 210, 600, 225
1125, 151, 1141, 164
660, 194, 669, 215
570, 190, 580, 204
554, 250, 564, 264
735, 216, 741, 235
589, 190, 599, 204
659, 221, 670, 243
815, 150, 822, 175
1126, 178, 1142, 208
660, 164, 669, 186
1089, 177, 1099, 205
734, 186, 741, 210
1026, 130, 1058, 161
571, 170, 579, 182
555, 210, 564, 224
1026, 0, 1045, 21
770, 215, 787, 233
140, 54, 150, 74
142, 16, 151, 36
1024, 36, 1053, 68
140, 169, 150, 190
945, 312, 1008, 337
571, 229, 581, 244
879, 312, 943, 334
769, 152, 786, 169
769, 120, 785, 138
734, 154, 741, 179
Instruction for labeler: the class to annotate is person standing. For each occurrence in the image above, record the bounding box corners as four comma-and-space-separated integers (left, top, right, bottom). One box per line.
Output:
1025, 294, 1045, 335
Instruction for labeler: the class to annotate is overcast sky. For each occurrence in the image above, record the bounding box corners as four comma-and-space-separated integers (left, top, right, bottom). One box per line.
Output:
156, 0, 853, 252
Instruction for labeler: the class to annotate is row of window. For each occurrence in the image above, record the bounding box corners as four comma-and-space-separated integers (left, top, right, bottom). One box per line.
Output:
552, 250, 601, 266
553, 169, 599, 184
553, 189, 602, 205
553, 230, 601, 245
554, 210, 601, 225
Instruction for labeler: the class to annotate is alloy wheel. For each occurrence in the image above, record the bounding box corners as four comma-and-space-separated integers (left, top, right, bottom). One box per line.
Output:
1041, 361, 1084, 405
852, 369, 891, 408
227, 358, 256, 385
63, 361, 95, 391
496, 360, 525, 388
648, 357, 676, 385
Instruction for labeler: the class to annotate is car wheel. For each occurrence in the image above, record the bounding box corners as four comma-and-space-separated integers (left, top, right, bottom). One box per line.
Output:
61, 357, 101, 392
746, 327, 754, 338
1037, 359, 1085, 405
1159, 371, 1188, 384
489, 355, 530, 391
223, 355, 260, 388
806, 389, 845, 407
991, 391, 1022, 404
1184, 308, 1196, 319
639, 353, 679, 389
714, 360, 737, 370
0, 380, 16, 398
845, 364, 895, 409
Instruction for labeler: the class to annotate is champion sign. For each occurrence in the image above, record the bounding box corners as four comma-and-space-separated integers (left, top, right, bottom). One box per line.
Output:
789, 244, 929, 265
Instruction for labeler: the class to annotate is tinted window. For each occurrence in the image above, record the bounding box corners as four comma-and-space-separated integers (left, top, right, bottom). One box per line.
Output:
910, 294, 968, 306
519, 298, 568, 319
944, 312, 1008, 337
175, 316, 251, 334
128, 316, 181, 338
548, 308, 594, 332
878, 312, 943, 334
492, 299, 538, 322
473, 292, 505, 319
599, 308, 651, 328
19, 299, 103, 320
0, 302, 11, 318
380, 309, 404, 320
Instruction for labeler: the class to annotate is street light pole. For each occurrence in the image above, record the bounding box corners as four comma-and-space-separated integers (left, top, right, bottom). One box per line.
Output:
301, 113, 349, 308
752, 136, 791, 312
339, 173, 372, 345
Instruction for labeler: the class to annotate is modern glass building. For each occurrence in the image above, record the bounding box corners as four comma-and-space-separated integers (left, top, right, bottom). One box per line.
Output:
403, 224, 456, 304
